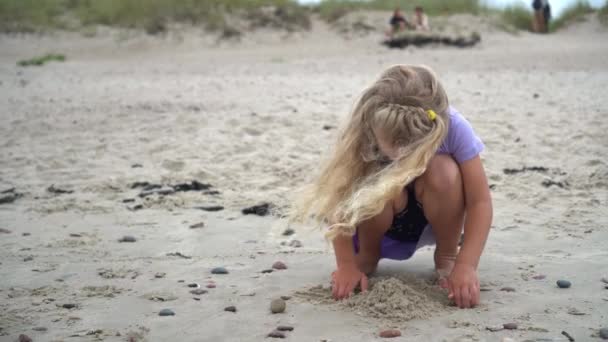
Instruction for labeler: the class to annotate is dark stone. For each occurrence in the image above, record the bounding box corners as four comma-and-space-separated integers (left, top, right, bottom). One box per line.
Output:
131, 163, 143, 168
0, 189, 23, 204
261, 269, 274, 274
557, 280, 572, 288
242, 203, 273, 216
189, 222, 205, 229
22, 232, 30, 236
155, 272, 166, 278
211, 267, 228, 274
129, 204, 143, 211
0, 228, 11, 234
69, 233, 82, 238
277, 326, 294, 331
172, 181, 211, 192
289, 240, 302, 248
270, 299, 286, 313
32, 327, 47, 331
187, 283, 199, 288
503, 166, 548, 175
533, 93, 540, 98
280, 295, 291, 300
196, 206, 224, 212
379, 329, 401, 338
159, 309, 175, 316
503, 323, 518, 330
500, 287, 516, 292
190, 289, 208, 295
23, 256, 33, 262
62, 303, 77, 309
18, 334, 33, 342
272, 261, 287, 270
541, 179, 568, 188
267, 331, 286, 338
166, 252, 192, 259
118, 235, 136, 243
122, 198, 135, 203
282, 228, 295, 236
47, 185, 73, 194
224, 306, 237, 312
322, 125, 335, 130
599, 328, 608, 340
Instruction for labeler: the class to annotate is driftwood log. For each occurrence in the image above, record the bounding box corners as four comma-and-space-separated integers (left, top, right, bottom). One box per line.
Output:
383, 31, 481, 48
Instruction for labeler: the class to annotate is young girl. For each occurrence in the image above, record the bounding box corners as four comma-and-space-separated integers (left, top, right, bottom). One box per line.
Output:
293, 65, 492, 309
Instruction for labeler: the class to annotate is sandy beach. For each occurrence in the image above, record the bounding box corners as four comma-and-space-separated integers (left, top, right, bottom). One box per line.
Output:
1, 12, 607, 342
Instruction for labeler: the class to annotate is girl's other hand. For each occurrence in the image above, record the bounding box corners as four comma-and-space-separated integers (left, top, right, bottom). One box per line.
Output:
447, 263, 480, 308
331, 264, 368, 300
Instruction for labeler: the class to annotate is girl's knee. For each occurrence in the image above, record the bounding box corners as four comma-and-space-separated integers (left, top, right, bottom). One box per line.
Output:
421, 155, 462, 194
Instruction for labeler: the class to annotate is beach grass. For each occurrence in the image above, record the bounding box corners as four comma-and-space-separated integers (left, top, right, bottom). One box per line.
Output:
600, 1, 608, 25
499, 4, 533, 32
550, 1, 595, 31
17, 53, 66, 67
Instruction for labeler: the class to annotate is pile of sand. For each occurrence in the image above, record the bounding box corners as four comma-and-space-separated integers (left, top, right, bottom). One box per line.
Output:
296, 275, 451, 322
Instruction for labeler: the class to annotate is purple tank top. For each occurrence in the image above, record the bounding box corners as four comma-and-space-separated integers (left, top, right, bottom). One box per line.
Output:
436, 107, 484, 163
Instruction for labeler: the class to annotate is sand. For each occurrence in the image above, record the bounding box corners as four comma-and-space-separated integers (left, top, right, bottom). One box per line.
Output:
1, 12, 608, 342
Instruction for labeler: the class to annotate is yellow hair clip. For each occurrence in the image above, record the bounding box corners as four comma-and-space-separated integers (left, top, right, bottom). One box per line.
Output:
427, 109, 437, 121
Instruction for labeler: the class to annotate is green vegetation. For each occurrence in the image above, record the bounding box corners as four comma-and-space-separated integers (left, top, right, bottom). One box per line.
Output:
316, 0, 482, 22
600, 1, 608, 25
0, 0, 309, 34
499, 4, 532, 32
0, 0, 604, 34
550, 1, 595, 31
17, 53, 66, 67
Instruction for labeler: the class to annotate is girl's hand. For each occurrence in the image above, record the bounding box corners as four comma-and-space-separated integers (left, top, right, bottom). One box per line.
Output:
447, 263, 480, 308
331, 264, 368, 300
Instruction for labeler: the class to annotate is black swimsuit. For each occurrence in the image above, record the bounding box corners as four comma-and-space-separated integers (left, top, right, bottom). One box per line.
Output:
384, 187, 428, 243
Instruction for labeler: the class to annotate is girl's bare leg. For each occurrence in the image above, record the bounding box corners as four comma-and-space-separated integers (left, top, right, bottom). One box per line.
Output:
415, 155, 465, 285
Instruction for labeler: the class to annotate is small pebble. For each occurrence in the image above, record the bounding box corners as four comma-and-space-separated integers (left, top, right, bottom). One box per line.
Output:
69, 233, 82, 238
23, 256, 33, 262
18, 335, 33, 342
379, 329, 401, 338
557, 280, 572, 288
261, 269, 273, 274
22, 232, 30, 236
154, 272, 166, 278
272, 261, 287, 270
277, 326, 294, 331
602, 277, 608, 284
206, 284, 216, 288
211, 267, 228, 274
282, 228, 295, 236
118, 235, 136, 243
159, 309, 175, 316
62, 303, 77, 309
0, 228, 11, 234
270, 299, 286, 314
190, 289, 208, 295
32, 327, 47, 331
280, 295, 291, 301
503, 323, 518, 330
599, 327, 608, 340
533, 275, 546, 280
177, 280, 185, 283
500, 287, 516, 292
187, 283, 199, 288
267, 331, 286, 338
224, 306, 237, 313
289, 240, 302, 248
189, 222, 205, 229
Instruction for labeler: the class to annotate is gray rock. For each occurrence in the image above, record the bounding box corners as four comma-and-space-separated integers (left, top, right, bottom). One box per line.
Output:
18, 334, 33, 342
187, 283, 199, 288
118, 235, 136, 243
32, 327, 47, 331
190, 289, 208, 295
500, 287, 516, 292
267, 330, 286, 338
211, 267, 228, 274
557, 280, 571, 288
159, 308, 175, 316
224, 306, 237, 313
289, 240, 302, 248
503, 323, 518, 330
272, 261, 287, 270
270, 298, 286, 314
280, 295, 291, 300
277, 326, 294, 331
282, 228, 295, 236
599, 327, 608, 340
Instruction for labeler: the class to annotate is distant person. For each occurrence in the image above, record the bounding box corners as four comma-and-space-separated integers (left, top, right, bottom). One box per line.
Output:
532, 0, 547, 33
413, 6, 430, 31
293, 65, 492, 309
543, 1, 552, 32
386, 8, 411, 38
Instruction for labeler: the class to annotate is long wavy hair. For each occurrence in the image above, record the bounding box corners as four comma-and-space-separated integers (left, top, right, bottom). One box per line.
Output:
292, 65, 450, 240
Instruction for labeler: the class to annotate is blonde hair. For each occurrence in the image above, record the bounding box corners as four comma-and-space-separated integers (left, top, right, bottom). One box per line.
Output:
291, 65, 449, 240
